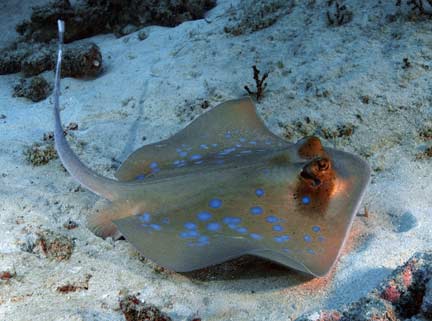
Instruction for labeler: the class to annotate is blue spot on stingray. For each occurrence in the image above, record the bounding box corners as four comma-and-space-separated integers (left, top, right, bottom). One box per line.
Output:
219, 147, 236, 156
265, 215, 278, 223
250, 206, 263, 215
223, 216, 241, 225
225, 131, 232, 138
249, 140, 257, 145
149, 162, 158, 169
262, 168, 270, 175
236, 226, 248, 234
255, 188, 265, 197
304, 234, 312, 242
177, 150, 188, 157
274, 235, 290, 243
190, 154, 202, 161
250, 233, 263, 240
135, 174, 146, 180
272, 225, 284, 232
318, 236, 325, 243
307, 249, 315, 255
209, 198, 222, 209
173, 159, 187, 168
184, 222, 197, 230
150, 224, 161, 231
194, 160, 204, 165
200, 144, 209, 149
197, 235, 209, 245
239, 137, 246, 142
302, 196, 311, 205
212, 143, 218, 147
138, 212, 151, 223
179, 230, 199, 239
162, 217, 170, 224
207, 222, 221, 232
197, 211, 212, 221
312, 226, 321, 233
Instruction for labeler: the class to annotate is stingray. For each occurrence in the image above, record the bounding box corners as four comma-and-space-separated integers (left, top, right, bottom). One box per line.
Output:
52, 21, 370, 277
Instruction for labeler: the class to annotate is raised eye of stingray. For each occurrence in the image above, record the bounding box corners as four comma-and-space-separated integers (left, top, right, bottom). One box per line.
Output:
300, 157, 332, 187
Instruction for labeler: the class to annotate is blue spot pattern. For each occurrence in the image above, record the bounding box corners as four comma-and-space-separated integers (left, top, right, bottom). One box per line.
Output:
135, 174, 146, 180
274, 235, 290, 243
173, 159, 187, 168
250, 233, 263, 240
197, 235, 209, 246
265, 215, 279, 223
302, 196, 311, 205
236, 226, 248, 234
223, 216, 241, 225
304, 234, 312, 243
197, 211, 212, 221
176, 149, 188, 158
209, 198, 222, 209
250, 206, 263, 215
312, 226, 321, 233
179, 230, 199, 239
150, 224, 161, 231
162, 217, 170, 224
207, 222, 221, 231
272, 225, 284, 232
184, 222, 197, 230
138, 212, 151, 223
255, 188, 265, 197
190, 154, 202, 161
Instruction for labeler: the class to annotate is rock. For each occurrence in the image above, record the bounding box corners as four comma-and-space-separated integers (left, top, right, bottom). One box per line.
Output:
20, 229, 74, 261
24, 142, 58, 166
119, 294, 172, 321
138, 30, 148, 41
16, 0, 216, 44
296, 252, 432, 321
1, 41, 102, 78
13, 75, 51, 102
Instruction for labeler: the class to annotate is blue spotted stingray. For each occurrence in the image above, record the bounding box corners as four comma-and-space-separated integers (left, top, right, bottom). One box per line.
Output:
53, 21, 370, 277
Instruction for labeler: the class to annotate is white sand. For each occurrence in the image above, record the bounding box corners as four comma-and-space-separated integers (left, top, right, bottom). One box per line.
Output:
1, 0, 432, 320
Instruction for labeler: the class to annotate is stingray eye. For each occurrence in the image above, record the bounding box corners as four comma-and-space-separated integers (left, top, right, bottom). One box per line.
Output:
300, 157, 332, 187
317, 157, 330, 171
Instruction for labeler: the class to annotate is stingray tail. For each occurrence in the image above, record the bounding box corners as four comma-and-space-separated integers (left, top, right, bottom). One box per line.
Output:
53, 20, 120, 201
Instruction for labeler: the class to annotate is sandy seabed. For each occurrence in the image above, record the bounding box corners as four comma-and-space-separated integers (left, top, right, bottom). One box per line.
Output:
0, 1, 431, 320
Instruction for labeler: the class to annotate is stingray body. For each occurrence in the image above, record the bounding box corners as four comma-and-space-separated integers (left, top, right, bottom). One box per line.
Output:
53, 21, 370, 277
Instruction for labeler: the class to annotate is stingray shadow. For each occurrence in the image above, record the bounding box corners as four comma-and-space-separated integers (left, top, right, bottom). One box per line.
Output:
322, 266, 393, 309
179, 255, 314, 292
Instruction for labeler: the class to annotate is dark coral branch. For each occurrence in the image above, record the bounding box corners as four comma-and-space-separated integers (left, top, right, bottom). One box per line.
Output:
244, 65, 269, 101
